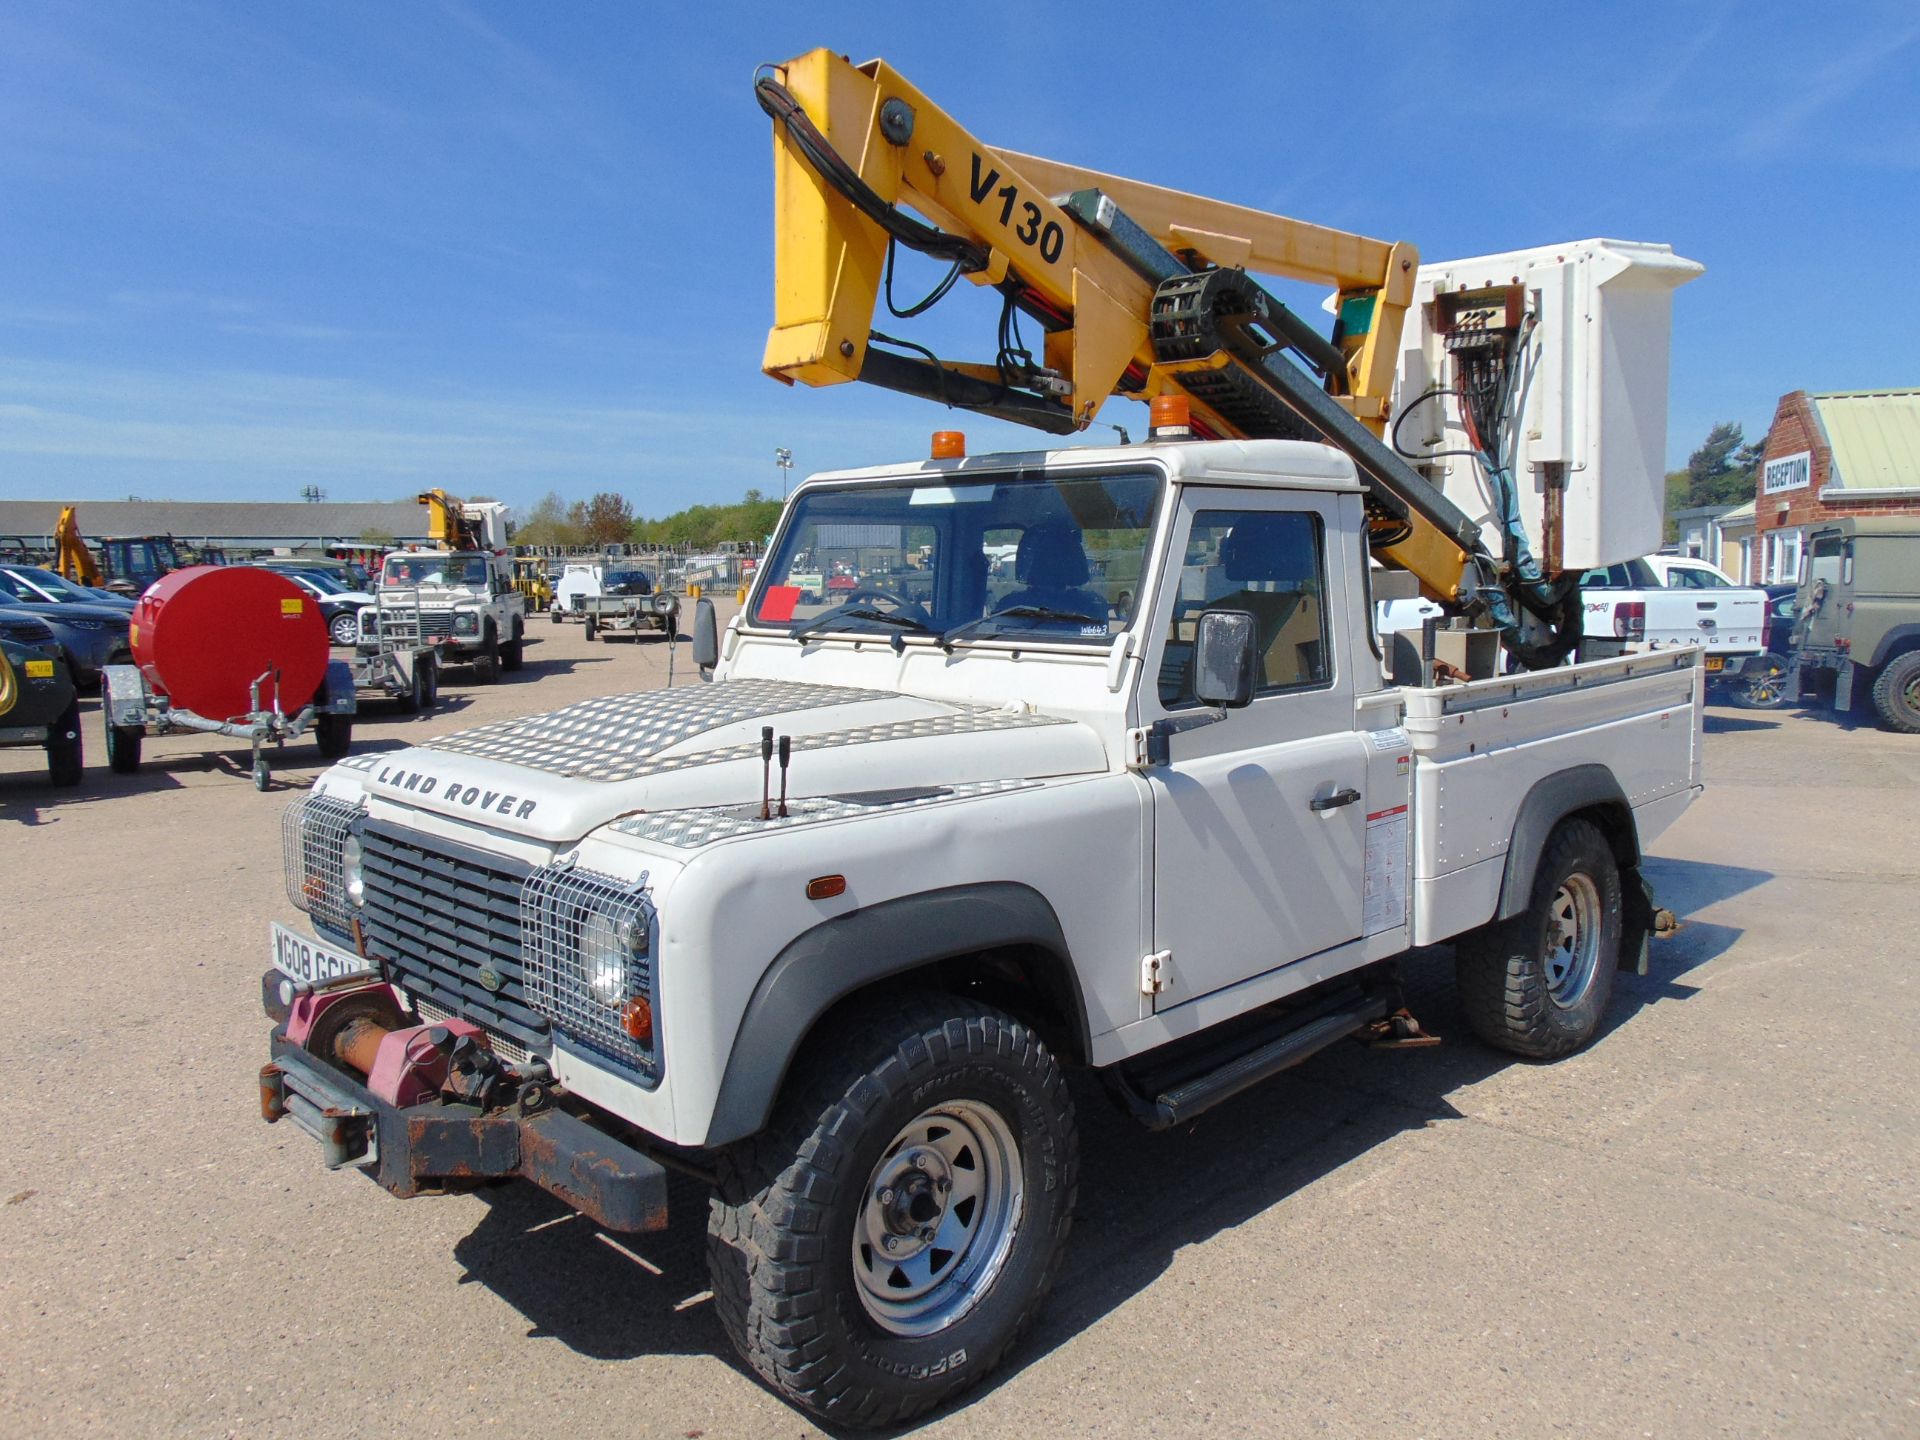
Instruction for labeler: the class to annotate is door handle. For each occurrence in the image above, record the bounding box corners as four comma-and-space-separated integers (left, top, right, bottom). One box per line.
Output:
1310, 787, 1362, 812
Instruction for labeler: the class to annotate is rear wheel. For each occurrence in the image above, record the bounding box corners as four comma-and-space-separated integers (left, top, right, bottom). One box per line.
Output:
1456, 818, 1622, 1059
1869, 651, 1920, 733
46, 701, 83, 786
707, 996, 1078, 1428
1731, 656, 1790, 709
501, 622, 525, 672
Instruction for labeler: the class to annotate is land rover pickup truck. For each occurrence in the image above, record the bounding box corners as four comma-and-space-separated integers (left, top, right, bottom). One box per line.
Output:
360, 549, 526, 682
266, 436, 1702, 1426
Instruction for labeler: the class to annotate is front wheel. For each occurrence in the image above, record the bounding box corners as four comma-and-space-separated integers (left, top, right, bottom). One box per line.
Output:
1456, 817, 1622, 1059
329, 612, 360, 647
314, 712, 353, 760
1870, 651, 1920, 734
707, 997, 1078, 1428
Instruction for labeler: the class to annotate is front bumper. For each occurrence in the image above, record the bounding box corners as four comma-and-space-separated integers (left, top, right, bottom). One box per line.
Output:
259, 975, 668, 1233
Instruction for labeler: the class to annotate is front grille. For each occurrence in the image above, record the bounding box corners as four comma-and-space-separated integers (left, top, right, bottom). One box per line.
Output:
375, 609, 455, 643
282, 792, 362, 939
359, 819, 548, 1050
0, 615, 56, 645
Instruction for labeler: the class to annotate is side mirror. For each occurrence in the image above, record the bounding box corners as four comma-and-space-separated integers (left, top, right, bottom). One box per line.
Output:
1193, 610, 1256, 709
691, 597, 721, 672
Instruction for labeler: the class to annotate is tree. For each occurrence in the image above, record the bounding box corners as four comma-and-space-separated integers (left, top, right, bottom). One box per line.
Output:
515, 489, 583, 547
1682, 422, 1762, 509
579, 491, 636, 546
629, 492, 783, 549
358, 527, 395, 547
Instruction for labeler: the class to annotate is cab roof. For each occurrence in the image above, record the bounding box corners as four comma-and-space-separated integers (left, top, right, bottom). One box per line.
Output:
801, 437, 1363, 494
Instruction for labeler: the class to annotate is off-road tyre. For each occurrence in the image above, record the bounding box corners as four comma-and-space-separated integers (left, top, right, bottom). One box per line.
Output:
314, 713, 353, 760
1730, 656, 1790, 710
706, 995, 1078, 1428
472, 627, 500, 684
1869, 651, 1920, 734
46, 701, 83, 787
500, 622, 525, 673
1456, 817, 1622, 1059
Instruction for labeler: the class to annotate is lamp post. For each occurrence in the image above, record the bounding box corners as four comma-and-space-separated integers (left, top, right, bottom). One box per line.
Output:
774, 446, 793, 499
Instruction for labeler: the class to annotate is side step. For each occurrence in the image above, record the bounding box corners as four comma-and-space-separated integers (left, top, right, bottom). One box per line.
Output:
1108, 983, 1396, 1131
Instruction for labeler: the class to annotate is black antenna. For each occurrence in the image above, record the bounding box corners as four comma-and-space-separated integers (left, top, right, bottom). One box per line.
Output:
777, 734, 791, 817
759, 725, 774, 821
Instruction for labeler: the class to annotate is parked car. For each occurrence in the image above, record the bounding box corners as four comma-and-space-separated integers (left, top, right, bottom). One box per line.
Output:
0, 564, 137, 612
1725, 585, 1797, 709
0, 610, 84, 785
0, 594, 133, 690
262, 566, 375, 646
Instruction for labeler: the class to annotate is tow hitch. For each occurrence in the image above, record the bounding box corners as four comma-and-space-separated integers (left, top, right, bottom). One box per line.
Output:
259, 975, 667, 1233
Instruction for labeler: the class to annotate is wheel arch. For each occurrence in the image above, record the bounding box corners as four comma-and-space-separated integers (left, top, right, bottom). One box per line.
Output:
1494, 764, 1640, 923
1867, 624, 1920, 670
702, 882, 1088, 1147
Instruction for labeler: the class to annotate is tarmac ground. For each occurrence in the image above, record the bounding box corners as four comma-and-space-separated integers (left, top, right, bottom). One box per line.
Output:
2, 613, 1914, 1438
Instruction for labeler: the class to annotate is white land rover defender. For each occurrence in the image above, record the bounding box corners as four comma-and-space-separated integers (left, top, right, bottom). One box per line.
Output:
360, 548, 527, 682
267, 435, 1702, 1426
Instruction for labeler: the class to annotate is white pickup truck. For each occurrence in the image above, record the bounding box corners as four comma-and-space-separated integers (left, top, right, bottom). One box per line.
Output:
1577, 556, 1767, 673
265, 435, 1701, 1426
361, 549, 527, 682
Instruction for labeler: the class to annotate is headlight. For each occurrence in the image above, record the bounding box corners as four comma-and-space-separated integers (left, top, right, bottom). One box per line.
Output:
281, 792, 363, 937
342, 832, 366, 909
453, 610, 480, 635
522, 868, 659, 1078
581, 911, 638, 1004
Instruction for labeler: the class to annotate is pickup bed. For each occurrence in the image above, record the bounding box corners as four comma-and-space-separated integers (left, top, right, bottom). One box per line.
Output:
266, 436, 1702, 1426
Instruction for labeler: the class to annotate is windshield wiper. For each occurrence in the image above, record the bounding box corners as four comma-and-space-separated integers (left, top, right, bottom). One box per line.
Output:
938, 605, 1100, 647
795, 606, 936, 642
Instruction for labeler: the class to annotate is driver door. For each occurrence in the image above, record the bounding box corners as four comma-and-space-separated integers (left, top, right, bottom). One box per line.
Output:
1139, 487, 1369, 1009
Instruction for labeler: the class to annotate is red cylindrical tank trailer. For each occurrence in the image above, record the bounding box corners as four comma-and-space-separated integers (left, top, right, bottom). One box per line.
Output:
132, 566, 330, 719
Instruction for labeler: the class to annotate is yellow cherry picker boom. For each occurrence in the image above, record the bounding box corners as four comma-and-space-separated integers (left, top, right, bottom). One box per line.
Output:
756, 49, 1699, 668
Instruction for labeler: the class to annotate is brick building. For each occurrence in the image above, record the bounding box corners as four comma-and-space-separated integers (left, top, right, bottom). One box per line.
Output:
1745, 389, 1920, 583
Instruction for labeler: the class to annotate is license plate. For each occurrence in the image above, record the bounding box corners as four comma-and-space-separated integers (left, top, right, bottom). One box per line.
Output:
269, 921, 374, 985
1705, 656, 1724, 672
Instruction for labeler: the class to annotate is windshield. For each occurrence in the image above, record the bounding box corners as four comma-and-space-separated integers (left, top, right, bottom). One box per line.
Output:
383, 554, 488, 588
5, 567, 91, 602
287, 569, 347, 594
751, 469, 1162, 643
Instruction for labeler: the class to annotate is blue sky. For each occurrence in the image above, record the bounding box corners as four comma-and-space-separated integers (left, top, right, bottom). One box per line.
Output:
3, 1, 1917, 517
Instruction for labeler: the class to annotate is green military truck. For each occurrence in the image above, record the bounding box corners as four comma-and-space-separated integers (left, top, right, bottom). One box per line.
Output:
1797, 515, 1920, 733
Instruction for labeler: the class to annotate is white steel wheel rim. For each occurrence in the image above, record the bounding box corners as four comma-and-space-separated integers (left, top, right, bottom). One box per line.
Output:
1545, 872, 1603, 1008
852, 1099, 1024, 1338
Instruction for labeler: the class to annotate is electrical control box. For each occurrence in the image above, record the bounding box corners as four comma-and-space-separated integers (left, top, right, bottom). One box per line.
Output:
1392, 239, 1703, 572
